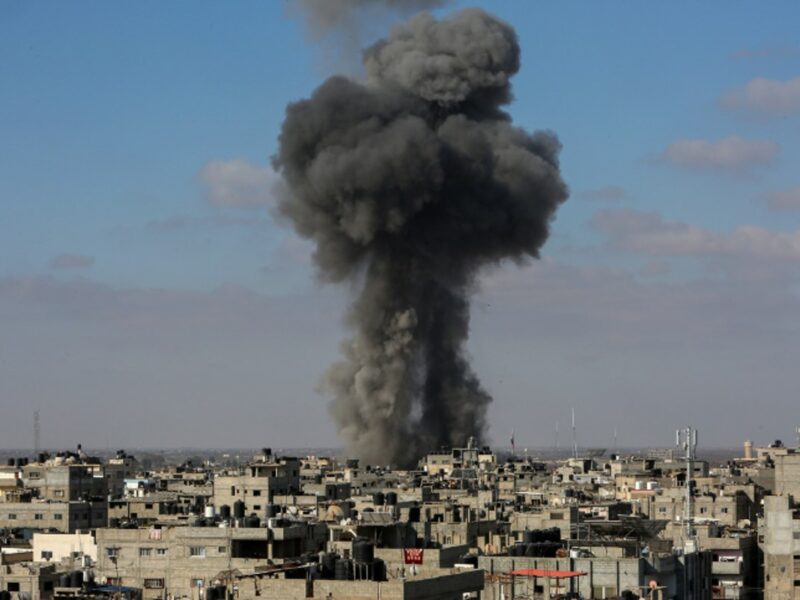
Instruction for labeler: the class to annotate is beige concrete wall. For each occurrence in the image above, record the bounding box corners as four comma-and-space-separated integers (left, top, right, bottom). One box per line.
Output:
32, 532, 97, 563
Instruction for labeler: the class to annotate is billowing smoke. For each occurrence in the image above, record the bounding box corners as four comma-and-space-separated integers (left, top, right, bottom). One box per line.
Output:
275, 8, 568, 466
291, 0, 452, 37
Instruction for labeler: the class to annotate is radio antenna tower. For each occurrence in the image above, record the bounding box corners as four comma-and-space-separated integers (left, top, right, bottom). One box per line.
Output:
554, 421, 559, 450
571, 408, 578, 459
676, 426, 698, 541
34, 410, 41, 454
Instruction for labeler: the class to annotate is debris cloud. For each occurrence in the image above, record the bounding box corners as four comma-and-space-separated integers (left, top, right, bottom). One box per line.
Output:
275, 8, 568, 466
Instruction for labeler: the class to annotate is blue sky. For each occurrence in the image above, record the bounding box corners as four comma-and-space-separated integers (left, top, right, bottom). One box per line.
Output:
2, 1, 800, 451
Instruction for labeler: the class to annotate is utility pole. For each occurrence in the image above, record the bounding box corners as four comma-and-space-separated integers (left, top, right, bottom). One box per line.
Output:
676, 427, 698, 543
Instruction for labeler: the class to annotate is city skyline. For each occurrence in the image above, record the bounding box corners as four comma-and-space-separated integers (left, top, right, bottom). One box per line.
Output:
3, 1, 800, 450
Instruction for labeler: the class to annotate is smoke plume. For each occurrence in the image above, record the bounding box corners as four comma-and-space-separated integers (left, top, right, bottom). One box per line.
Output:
291, 0, 452, 38
275, 8, 568, 466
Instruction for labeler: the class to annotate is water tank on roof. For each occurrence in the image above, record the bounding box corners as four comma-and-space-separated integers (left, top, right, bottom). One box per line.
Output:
245, 514, 260, 528
58, 574, 71, 588
353, 540, 374, 564
233, 500, 245, 519
373, 492, 385, 506
385, 492, 398, 506
334, 558, 351, 580
523, 530, 535, 544
321, 553, 337, 577
219, 505, 231, 519
372, 558, 386, 581
204, 506, 215, 519
70, 571, 83, 588
265, 504, 278, 518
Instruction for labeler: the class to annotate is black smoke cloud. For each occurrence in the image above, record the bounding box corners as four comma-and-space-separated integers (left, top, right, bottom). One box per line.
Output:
275, 8, 568, 466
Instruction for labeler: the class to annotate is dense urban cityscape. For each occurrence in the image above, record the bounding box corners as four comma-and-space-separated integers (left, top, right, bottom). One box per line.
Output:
4, 1, 799, 599
1, 430, 799, 599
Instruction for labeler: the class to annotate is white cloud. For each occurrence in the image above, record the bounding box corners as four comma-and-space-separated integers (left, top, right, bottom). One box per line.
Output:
763, 185, 800, 211
661, 136, 778, 173
580, 185, 626, 202
592, 208, 800, 261
198, 159, 280, 208
721, 77, 800, 115
49, 253, 95, 270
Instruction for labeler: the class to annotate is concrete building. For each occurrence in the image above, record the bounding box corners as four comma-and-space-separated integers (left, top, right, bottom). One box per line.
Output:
762, 495, 800, 600
21, 463, 106, 503
213, 454, 301, 514
0, 559, 63, 600
32, 532, 97, 564
775, 453, 800, 499
0, 500, 107, 533
95, 522, 327, 600
479, 551, 712, 600
234, 568, 484, 600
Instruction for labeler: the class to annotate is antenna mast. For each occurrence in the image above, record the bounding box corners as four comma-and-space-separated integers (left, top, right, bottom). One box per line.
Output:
676, 427, 698, 541
34, 410, 41, 455
571, 408, 578, 459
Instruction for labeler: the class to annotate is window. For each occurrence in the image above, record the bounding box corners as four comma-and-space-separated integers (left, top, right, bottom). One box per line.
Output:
253, 490, 261, 497
35, 513, 44, 520
254, 505, 261, 511
54, 514, 63, 520
700, 507, 708, 514
793, 532, 800, 540
28, 472, 41, 479
721, 507, 728, 514
191, 579, 205, 588
106, 548, 119, 558
7, 583, 20, 592
139, 548, 152, 557
54, 490, 65, 498
156, 548, 168, 556
550, 512, 563, 520
145, 503, 154, 509
231, 486, 235, 495
8, 513, 16, 520
658, 507, 667, 513
189, 546, 206, 557
218, 546, 227, 554
41, 551, 53, 560
144, 579, 164, 589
